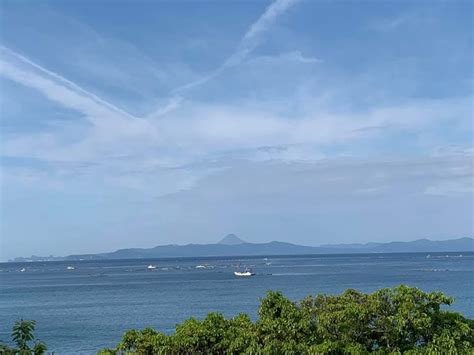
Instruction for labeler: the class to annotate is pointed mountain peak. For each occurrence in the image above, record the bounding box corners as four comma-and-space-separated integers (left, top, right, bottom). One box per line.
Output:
218, 234, 245, 245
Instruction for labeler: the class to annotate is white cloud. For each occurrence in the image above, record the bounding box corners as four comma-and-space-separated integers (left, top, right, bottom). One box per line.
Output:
2, 92, 472, 200
2, 71, 471, 168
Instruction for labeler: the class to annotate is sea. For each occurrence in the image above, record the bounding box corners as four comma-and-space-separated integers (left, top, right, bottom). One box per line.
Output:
1, 252, 473, 354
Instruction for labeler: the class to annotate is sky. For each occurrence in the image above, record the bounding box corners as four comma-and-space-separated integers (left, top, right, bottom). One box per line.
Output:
0, 0, 473, 261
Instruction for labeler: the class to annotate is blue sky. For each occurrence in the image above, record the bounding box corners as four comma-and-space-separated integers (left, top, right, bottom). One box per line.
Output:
0, 0, 473, 260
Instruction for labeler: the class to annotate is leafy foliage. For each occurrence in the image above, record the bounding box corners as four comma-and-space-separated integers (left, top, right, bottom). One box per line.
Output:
101, 285, 474, 354
0, 319, 47, 355
12, 320, 36, 350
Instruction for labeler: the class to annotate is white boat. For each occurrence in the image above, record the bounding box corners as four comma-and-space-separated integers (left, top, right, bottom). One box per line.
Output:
66, 266, 75, 270
147, 265, 157, 270
234, 270, 255, 277
20, 268, 26, 272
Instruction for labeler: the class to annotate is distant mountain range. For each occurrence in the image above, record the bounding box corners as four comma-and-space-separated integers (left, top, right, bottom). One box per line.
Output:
9, 235, 473, 262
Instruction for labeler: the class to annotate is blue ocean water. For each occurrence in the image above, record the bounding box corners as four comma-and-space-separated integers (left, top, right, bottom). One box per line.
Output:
1, 252, 473, 354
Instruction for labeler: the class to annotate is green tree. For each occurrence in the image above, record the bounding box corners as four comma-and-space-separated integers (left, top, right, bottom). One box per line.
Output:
12, 320, 36, 351
0, 319, 47, 355
103, 285, 474, 354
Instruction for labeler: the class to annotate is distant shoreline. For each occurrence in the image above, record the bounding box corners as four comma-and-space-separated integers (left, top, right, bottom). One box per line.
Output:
4, 249, 473, 264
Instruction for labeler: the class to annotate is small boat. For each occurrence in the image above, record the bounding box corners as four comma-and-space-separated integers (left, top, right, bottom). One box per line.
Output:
20, 268, 26, 272
147, 265, 157, 270
234, 271, 255, 277
66, 266, 75, 270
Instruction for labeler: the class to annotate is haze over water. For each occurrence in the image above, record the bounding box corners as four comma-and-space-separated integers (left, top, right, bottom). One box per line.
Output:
1, 252, 473, 353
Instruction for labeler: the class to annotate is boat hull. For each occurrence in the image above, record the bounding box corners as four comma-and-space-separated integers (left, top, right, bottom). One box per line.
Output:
234, 271, 255, 277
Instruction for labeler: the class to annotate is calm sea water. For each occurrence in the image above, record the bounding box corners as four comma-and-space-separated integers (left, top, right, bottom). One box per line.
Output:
1, 252, 473, 354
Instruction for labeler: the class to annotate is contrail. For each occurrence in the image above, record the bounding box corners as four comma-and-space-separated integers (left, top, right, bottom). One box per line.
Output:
0, 45, 138, 120
149, 0, 302, 116
1, 0, 301, 121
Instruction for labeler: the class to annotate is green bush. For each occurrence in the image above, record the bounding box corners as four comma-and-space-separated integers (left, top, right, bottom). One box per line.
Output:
101, 285, 474, 354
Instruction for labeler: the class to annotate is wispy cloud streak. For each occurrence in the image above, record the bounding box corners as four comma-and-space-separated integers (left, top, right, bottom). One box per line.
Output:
0, 46, 138, 122
147, 0, 302, 116
226, 0, 301, 67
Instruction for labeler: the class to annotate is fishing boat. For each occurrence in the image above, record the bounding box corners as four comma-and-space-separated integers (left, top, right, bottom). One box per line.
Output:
234, 269, 255, 277
147, 265, 157, 270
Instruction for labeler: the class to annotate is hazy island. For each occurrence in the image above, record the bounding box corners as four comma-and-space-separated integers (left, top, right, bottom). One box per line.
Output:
10, 235, 474, 262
